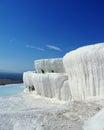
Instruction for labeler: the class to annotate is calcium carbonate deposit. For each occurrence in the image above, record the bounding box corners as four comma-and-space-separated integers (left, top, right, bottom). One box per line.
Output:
63, 44, 104, 100
24, 43, 104, 101
1, 43, 104, 130
0, 93, 103, 130
34, 58, 65, 73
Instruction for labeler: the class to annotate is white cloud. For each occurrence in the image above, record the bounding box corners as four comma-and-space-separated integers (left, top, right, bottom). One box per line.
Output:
26, 45, 45, 51
46, 44, 62, 51
35, 47, 45, 51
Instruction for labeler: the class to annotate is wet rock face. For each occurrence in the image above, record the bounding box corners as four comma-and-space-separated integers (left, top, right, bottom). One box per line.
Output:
23, 71, 71, 101
23, 71, 35, 92
24, 43, 104, 101
34, 58, 65, 73
63, 43, 104, 100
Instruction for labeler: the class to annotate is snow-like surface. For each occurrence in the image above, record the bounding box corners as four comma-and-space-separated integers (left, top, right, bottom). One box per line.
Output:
24, 43, 104, 101
2, 43, 104, 129
84, 107, 104, 130
0, 93, 102, 130
23, 71, 71, 100
63, 43, 104, 100
22, 43, 104, 130
23, 71, 35, 92
34, 58, 65, 73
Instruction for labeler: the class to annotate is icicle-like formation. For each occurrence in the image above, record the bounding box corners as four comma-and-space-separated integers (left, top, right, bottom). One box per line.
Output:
63, 43, 104, 100
23, 43, 104, 101
23, 71, 71, 101
34, 58, 65, 73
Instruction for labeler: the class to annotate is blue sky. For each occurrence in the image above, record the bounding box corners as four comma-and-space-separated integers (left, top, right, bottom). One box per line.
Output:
0, 0, 104, 72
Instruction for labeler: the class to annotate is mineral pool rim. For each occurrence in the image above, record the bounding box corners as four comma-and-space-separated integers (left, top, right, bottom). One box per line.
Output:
0, 83, 24, 96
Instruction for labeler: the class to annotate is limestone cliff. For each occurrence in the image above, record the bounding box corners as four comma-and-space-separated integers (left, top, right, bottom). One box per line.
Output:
23, 43, 104, 101
63, 43, 104, 100
34, 58, 65, 73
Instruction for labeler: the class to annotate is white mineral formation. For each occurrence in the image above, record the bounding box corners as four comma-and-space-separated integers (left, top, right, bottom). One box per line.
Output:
23, 71, 35, 92
2, 43, 104, 130
24, 43, 104, 101
84, 107, 104, 130
0, 93, 101, 130
63, 43, 104, 100
23, 71, 71, 100
34, 58, 65, 73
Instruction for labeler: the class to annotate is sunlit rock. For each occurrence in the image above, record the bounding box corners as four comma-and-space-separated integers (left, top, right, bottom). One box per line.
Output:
23, 71, 35, 92
34, 58, 65, 73
24, 43, 104, 101
23, 71, 71, 100
84, 108, 104, 130
63, 43, 104, 100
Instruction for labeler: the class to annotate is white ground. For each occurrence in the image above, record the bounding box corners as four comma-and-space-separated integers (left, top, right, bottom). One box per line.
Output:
0, 92, 103, 130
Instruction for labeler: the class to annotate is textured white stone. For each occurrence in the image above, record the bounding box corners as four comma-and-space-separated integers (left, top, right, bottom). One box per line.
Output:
24, 43, 104, 101
60, 80, 71, 101
23, 71, 35, 92
34, 58, 65, 73
84, 108, 104, 130
0, 94, 100, 130
63, 43, 104, 100
23, 71, 71, 100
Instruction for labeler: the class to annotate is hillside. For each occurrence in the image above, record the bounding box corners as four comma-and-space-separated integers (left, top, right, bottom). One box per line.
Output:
0, 72, 23, 85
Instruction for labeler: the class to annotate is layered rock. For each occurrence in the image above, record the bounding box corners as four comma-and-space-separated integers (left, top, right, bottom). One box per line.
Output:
23, 71, 35, 92
23, 43, 104, 101
23, 58, 70, 101
23, 71, 71, 100
34, 58, 65, 73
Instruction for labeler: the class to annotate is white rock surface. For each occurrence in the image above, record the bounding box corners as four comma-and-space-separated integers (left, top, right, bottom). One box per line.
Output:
2, 43, 104, 130
34, 58, 65, 73
84, 108, 104, 130
23, 71, 35, 92
24, 43, 104, 101
63, 43, 104, 100
0, 93, 101, 130
23, 71, 71, 100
